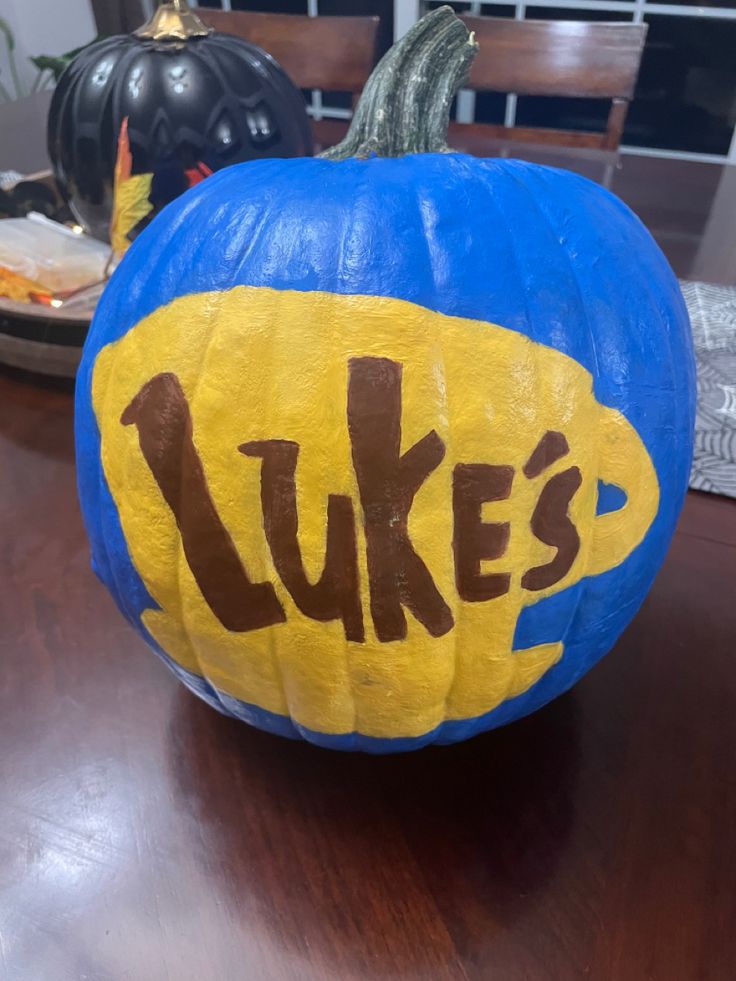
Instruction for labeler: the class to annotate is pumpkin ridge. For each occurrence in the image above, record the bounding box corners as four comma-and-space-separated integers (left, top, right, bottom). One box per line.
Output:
466, 162, 543, 710
187, 291, 293, 719
159, 285, 214, 681
268, 287, 315, 729
96, 340, 147, 633
412, 176, 462, 727
175, 318, 214, 703
107, 46, 140, 157
506, 164, 602, 643
602, 186, 689, 510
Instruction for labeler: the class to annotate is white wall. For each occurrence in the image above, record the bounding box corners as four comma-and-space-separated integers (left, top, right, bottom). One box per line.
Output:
0, 0, 96, 100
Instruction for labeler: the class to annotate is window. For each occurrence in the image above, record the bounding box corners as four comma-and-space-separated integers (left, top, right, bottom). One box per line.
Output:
404, 0, 736, 161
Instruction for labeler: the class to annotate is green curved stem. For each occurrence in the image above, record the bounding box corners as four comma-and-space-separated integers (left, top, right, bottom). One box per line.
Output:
320, 5, 477, 161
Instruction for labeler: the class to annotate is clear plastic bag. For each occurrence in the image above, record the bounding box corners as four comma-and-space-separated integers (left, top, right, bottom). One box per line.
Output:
0, 213, 111, 293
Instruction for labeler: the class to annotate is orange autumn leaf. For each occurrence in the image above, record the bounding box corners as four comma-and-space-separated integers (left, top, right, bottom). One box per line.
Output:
0, 265, 52, 304
110, 117, 154, 257
184, 162, 213, 188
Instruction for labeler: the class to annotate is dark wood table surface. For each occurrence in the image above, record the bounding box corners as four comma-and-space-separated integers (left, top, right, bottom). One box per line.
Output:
1, 154, 735, 980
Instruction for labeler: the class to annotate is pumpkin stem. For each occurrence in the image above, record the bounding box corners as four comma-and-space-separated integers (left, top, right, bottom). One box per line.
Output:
135, 0, 212, 41
320, 6, 478, 161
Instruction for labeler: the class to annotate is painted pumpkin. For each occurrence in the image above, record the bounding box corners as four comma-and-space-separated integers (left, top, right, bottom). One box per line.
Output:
48, 0, 311, 242
76, 9, 695, 752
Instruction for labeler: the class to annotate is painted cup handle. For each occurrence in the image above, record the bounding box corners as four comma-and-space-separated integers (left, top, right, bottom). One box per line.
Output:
587, 405, 660, 578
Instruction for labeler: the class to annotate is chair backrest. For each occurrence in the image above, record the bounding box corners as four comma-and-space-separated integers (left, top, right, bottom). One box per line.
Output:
461, 18, 647, 101
458, 17, 647, 152
198, 10, 380, 93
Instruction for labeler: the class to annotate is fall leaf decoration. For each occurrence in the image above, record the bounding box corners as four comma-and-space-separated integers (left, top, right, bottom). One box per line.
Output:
110, 118, 154, 258
0, 265, 52, 303
110, 119, 215, 257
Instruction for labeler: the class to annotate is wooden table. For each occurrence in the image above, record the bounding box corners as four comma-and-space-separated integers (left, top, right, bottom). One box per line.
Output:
1, 156, 735, 980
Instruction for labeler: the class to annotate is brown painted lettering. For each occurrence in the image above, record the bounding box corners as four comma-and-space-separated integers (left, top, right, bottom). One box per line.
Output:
522, 467, 582, 591
453, 464, 514, 601
240, 439, 364, 642
347, 357, 453, 642
523, 430, 569, 479
121, 373, 285, 632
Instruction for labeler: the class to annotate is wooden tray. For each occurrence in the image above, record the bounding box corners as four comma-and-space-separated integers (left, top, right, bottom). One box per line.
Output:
0, 296, 91, 377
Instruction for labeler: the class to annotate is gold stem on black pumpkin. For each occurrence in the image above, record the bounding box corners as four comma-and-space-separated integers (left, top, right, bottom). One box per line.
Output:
320, 6, 478, 161
135, 0, 212, 42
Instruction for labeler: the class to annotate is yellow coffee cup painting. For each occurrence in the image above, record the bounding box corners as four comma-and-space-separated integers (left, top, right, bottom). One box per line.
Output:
82, 282, 674, 750
75, 11, 695, 751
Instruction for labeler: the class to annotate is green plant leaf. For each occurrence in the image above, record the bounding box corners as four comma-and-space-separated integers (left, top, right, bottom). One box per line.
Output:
0, 16, 16, 52
31, 37, 103, 82
30, 55, 70, 79
0, 15, 25, 100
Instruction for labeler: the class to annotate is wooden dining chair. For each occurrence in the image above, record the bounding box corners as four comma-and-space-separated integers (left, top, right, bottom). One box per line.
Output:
198, 10, 380, 152
452, 18, 648, 185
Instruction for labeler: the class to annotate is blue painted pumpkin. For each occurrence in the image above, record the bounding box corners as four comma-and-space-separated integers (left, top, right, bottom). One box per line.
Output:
75, 9, 695, 752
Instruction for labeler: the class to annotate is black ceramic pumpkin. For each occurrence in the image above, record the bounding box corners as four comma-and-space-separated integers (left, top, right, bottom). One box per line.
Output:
47, 0, 312, 241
